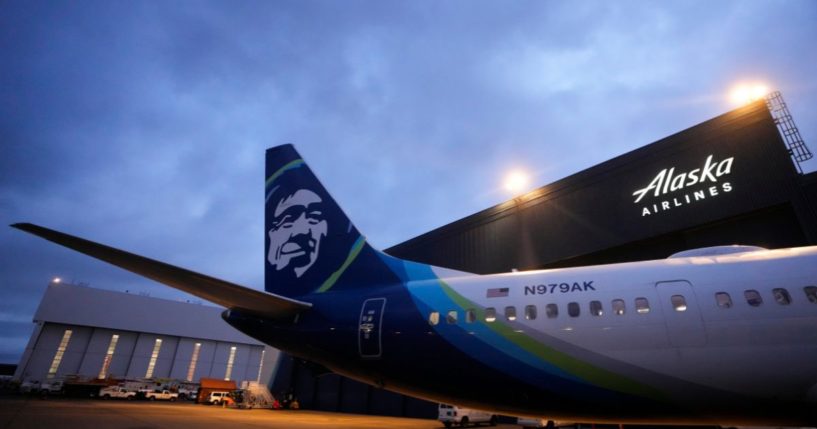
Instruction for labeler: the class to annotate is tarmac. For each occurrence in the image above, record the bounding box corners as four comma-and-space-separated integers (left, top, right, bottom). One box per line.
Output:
0, 397, 520, 429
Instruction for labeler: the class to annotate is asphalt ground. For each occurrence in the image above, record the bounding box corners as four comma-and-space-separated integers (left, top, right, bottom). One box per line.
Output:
0, 397, 520, 429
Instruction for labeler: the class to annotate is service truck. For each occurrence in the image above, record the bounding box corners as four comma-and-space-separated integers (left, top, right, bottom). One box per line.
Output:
100, 386, 137, 400
143, 389, 178, 401
438, 404, 496, 427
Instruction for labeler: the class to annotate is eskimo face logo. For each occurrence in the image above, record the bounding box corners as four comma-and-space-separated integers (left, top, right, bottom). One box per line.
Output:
267, 188, 328, 278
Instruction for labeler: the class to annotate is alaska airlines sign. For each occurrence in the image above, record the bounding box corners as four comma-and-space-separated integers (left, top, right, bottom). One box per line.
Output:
633, 155, 734, 217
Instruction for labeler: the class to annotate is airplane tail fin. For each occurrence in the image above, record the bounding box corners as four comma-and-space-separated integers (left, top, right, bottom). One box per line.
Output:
265, 145, 406, 297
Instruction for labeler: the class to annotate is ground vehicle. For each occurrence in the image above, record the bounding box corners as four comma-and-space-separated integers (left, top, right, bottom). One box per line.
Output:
143, 389, 178, 401
439, 404, 496, 427
208, 391, 232, 405
100, 386, 136, 400
18, 380, 40, 394
231, 382, 275, 409
177, 387, 197, 400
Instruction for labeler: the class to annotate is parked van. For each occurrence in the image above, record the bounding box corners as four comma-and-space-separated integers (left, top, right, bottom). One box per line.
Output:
208, 391, 232, 405
438, 404, 496, 427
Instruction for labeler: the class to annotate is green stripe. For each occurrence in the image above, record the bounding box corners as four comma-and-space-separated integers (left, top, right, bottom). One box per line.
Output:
265, 159, 305, 189
438, 282, 665, 400
315, 236, 366, 293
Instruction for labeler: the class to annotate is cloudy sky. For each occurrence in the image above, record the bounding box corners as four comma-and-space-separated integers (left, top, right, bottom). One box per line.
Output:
2, 1, 816, 364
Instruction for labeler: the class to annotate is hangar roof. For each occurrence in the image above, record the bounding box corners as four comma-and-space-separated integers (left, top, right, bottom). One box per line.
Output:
33, 282, 262, 345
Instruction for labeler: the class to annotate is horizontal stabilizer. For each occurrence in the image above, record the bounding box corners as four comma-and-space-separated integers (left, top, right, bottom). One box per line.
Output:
11, 223, 311, 319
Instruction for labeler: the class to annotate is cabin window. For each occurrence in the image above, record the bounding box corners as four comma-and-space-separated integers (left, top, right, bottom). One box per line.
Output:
545, 304, 558, 319
671, 295, 688, 312
567, 302, 580, 318
524, 305, 537, 320
589, 301, 603, 316
612, 299, 625, 315
446, 310, 458, 324
635, 297, 650, 314
465, 309, 476, 323
485, 307, 496, 322
428, 312, 440, 325
744, 290, 763, 307
805, 286, 817, 304
715, 292, 732, 308
505, 306, 517, 321
772, 288, 792, 305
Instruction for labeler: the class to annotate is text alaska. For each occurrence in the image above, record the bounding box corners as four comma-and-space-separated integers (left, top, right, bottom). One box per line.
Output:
633, 154, 734, 216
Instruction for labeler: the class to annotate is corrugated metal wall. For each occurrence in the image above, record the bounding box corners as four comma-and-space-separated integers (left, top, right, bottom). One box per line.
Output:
387, 100, 817, 272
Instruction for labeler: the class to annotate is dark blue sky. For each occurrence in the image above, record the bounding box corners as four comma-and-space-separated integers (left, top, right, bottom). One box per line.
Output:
2, 1, 816, 364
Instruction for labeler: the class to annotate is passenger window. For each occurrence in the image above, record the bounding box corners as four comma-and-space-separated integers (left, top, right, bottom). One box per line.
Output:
446, 310, 458, 324
772, 288, 792, 305
612, 299, 625, 315
524, 305, 537, 320
505, 306, 517, 321
485, 307, 496, 322
428, 312, 440, 325
744, 290, 763, 307
567, 302, 580, 318
715, 292, 732, 308
589, 301, 603, 316
465, 309, 476, 323
545, 304, 558, 319
805, 286, 817, 304
635, 297, 650, 314
671, 295, 687, 312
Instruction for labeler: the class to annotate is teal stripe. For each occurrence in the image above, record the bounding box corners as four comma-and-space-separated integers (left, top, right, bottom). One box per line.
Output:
265, 159, 305, 189
404, 264, 665, 400
315, 236, 366, 293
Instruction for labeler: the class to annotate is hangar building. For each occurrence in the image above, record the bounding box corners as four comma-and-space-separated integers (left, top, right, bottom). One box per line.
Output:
274, 94, 817, 417
14, 281, 280, 386
387, 95, 817, 271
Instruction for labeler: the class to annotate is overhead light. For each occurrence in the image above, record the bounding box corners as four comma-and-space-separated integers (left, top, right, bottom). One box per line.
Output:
729, 83, 769, 106
52, 277, 61, 284
504, 169, 530, 194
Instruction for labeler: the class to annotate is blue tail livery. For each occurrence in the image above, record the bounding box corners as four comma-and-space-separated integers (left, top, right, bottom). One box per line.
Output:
264, 144, 402, 297
12, 144, 817, 426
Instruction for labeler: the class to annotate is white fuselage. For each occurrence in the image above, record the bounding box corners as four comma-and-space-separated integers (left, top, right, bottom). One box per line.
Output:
414, 246, 817, 408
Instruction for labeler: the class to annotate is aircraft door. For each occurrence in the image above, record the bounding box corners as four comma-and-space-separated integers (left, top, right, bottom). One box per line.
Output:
655, 280, 707, 347
358, 298, 386, 358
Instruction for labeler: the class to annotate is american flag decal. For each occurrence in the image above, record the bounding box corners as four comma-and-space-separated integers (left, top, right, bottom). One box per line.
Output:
486, 287, 509, 298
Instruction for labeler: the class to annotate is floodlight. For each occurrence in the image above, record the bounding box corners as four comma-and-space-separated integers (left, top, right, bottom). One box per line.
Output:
504, 170, 529, 194
729, 84, 769, 105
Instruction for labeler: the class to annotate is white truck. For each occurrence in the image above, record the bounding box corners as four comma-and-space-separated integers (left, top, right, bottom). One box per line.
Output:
438, 404, 496, 427
38, 380, 64, 396
99, 386, 137, 400
143, 389, 179, 401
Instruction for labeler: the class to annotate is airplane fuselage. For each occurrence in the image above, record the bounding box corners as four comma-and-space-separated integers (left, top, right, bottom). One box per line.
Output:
225, 246, 817, 426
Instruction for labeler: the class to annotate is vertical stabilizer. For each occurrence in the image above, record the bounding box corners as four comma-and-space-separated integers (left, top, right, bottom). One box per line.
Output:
265, 145, 399, 297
